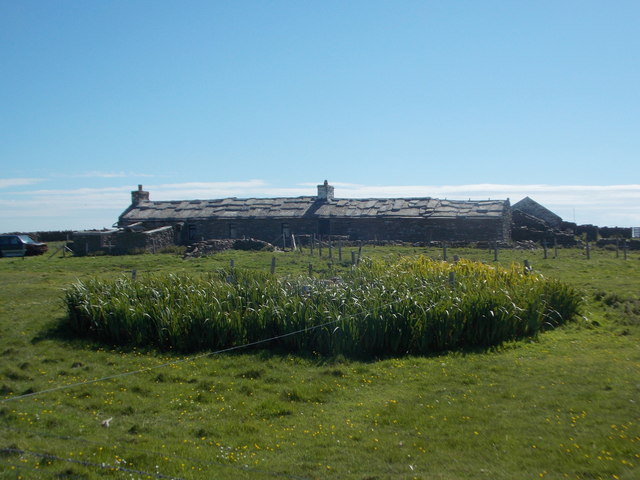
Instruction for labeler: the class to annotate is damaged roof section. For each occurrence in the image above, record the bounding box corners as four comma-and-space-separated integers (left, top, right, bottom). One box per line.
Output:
512, 196, 563, 228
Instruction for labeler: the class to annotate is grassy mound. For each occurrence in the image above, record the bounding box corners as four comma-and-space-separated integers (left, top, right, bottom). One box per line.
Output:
64, 257, 582, 355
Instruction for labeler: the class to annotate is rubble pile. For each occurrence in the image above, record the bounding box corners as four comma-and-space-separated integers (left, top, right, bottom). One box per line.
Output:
512, 240, 539, 250
183, 238, 274, 258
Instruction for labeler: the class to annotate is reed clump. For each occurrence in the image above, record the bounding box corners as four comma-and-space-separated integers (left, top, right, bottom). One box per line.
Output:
64, 257, 582, 356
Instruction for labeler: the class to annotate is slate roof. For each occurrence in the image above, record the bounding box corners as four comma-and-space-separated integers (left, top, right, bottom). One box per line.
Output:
120, 196, 508, 224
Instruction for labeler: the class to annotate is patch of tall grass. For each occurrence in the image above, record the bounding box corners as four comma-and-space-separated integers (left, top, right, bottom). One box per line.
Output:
64, 257, 582, 356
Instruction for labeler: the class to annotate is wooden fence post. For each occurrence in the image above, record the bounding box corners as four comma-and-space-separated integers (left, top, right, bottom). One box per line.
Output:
586, 241, 591, 260
554, 237, 558, 259
543, 240, 548, 259
351, 251, 356, 266
271, 256, 276, 274
624, 240, 628, 260
308, 263, 313, 276
131, 270, 137, 280
443, 243, 448, 262
448, 271, 455, 287
493, 242, 498, 262
328, 237, 333, 259
524, 260, 531, 275
338, 241, 343, 262
226, 259, 235, 283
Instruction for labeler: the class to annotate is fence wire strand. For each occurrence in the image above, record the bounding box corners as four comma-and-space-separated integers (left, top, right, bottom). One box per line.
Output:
1, 317, 344, 404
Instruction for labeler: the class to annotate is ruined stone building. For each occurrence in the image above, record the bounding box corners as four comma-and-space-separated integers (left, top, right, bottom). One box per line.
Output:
72, 225, 175, 256
512, 196, 563, 228
511, 196, 577, 245
117, 182, 512, 245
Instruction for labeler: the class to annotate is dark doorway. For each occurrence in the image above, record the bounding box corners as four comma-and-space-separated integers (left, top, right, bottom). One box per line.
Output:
188, 224, 198, 241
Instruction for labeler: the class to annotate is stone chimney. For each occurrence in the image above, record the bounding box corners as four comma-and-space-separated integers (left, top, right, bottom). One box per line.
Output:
317, 180, 334, 201
131, 184, 150, 205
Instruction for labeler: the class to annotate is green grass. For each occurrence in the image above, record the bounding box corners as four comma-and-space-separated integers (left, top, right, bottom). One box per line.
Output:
1, 244, 639, 479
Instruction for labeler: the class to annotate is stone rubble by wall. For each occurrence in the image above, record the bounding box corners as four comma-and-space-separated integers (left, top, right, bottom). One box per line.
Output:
183, 238, 274, 258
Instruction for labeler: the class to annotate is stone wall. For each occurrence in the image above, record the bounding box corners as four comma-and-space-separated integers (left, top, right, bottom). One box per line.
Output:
112, 226, 175, 254
166, 215, 511, 245
598, 226, 633, 239
73, 227, 175, 255
72, 231, 116, 256
575, 224, 599, 242
597, 238, 640, 250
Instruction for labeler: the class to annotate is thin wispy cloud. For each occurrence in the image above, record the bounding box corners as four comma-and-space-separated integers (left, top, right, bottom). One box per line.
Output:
0, 178, 44, 189
147, 180, 281, 201
51, 171, 157, 179
17, 186, 132, 196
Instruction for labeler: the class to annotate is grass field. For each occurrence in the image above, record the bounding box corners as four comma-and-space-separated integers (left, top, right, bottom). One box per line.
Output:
1, 244, 639, 479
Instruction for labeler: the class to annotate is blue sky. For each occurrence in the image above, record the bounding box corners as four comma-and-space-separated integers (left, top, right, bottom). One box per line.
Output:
1, 0, 638, 232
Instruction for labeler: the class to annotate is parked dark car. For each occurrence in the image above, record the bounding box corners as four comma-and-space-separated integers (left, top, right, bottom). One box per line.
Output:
0, 235, 48, 257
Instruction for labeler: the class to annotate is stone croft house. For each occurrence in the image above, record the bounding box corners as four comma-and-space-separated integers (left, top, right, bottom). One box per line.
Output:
117, 182, 512, 245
